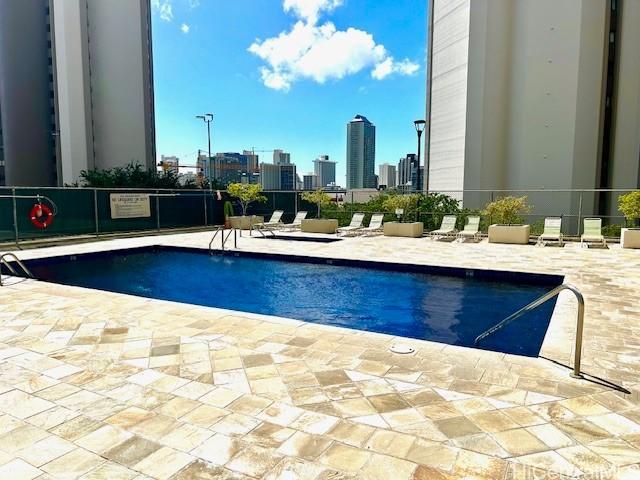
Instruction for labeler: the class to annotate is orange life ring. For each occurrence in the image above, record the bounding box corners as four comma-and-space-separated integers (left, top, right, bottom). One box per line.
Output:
30, 204, 54, 229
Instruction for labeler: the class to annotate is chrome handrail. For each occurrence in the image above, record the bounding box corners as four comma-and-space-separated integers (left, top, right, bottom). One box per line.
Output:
474, 284, 585, 379
208, 226, 237, 253
0, 253, 35, 286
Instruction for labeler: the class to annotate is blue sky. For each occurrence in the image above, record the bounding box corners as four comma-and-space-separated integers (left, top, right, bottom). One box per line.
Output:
151, 0, 427, 185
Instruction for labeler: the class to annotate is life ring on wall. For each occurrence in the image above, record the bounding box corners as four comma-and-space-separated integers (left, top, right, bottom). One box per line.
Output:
29, 203, 55, 229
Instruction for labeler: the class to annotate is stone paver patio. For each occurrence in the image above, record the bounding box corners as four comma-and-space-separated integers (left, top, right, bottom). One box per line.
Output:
0, 231, 639, 479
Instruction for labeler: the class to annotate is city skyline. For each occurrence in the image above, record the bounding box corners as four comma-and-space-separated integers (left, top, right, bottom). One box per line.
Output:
151, 0, 427, 188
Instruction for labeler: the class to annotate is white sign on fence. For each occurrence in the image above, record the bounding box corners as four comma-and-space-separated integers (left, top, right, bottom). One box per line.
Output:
109, 193, 151, 219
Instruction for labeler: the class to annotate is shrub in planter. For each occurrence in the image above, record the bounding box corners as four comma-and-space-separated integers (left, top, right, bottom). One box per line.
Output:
618, 191, 640, 227
382, 194, 421, 222
227, 183, 266, 216
483, 196, 532, 225
301, 190, 333, 218
223, 201, 234, 228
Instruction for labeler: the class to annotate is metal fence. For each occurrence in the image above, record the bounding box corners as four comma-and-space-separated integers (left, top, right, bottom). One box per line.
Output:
0, 187, 636, 245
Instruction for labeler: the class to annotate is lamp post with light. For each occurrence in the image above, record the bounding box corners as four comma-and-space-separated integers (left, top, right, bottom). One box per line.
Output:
414, 119, 426, 194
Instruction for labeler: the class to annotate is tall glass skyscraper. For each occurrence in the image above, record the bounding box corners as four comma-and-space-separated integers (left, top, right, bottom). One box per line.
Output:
346, 115, 376, 189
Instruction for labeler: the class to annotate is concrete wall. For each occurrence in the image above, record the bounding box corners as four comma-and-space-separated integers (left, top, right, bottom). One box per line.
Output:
86, 0, 155, 171
427, 0, 470, 196
609, 0, 640, 214
0, 0, 57, 186
53, 0, 94, 184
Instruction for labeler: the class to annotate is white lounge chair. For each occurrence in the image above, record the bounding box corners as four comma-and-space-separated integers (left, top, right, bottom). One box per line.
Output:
358, 213, 385, 236
282, 211, 308, 231
581, 218, 606, 248
537, 217, 563, 246
456, 216, 481, 242
252, 210, 284, 233
337, 212, 365, 236
429, 215, 458, 239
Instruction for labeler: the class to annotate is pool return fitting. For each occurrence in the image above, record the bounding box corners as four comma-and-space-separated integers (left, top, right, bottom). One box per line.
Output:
474, 284, 585, 379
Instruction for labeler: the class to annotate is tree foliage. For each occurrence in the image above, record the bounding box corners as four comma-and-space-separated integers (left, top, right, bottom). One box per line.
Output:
482, 196, 532, 225
227, 183, 267, 215
78, 162, 201, 189
618, 191, 640, 226
301, 190, 333, 218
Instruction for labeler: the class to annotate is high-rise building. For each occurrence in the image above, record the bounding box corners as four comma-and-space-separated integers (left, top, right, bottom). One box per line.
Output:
273, 149, 291, 165
303, 174, 318, 190
210, 152, 254, 185
378, 163, 397, 189
397, 154, 420, 191
346, 115, 376, 189
242, 150, 259, 173
260, 163, 280, 190
259, 162, 297, 190
313, 155, 336, 188
0, 0, 156, 187
426, 0, 640, 216
279, 164, 296, 190
160, 156, 179, 174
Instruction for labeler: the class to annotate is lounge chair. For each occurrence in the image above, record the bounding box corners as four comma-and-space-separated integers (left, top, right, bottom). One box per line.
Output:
537, 217, 563, 246
282, 211, 308, 231
456, 216, 481, 242
429, 215, 458, 239
581, 218, 606, 248
358, 213, 385, 236
337, 212, 365, 236
252, 210, 284, 233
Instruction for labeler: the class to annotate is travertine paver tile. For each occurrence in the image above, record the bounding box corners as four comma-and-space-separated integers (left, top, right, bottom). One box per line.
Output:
405, 438, 458, 470
277, 430, 333, 460
77, 461, 139, 479
318, 443, 371, 472
0, 458, 42, 480
190, 433, 240, 465
132, 446, 193, 479
225, 444, 283, 478
41, 448, 104, 478
159, 422, 214, 451
360, 453, 417, 480
76, 424, 133, 454
15, 434, 75, 466
102, 436, 161, 467
172, 460, 251, 479
364, 429, 416, 458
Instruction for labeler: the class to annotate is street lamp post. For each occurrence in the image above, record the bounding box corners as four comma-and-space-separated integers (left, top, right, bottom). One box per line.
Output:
414, 119, 427, 195
196, 113, 213, 171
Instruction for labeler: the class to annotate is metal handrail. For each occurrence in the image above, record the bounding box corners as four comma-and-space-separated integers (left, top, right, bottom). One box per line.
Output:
0, 253, 34, 286
208, 226, 237, 253
474, 284, 585, 379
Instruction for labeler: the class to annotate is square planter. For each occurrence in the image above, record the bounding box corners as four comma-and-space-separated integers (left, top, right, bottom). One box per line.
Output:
488, 224, 530, 244
383, 222, 424, 238
229, 215, 264, 230
621, 228, 640, 249
301, 218, 339, 234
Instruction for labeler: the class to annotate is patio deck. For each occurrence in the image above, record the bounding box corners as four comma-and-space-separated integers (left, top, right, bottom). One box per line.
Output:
0, 231, 639, 479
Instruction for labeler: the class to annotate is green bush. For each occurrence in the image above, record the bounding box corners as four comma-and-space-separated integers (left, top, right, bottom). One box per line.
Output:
483, 196, 532, 225
618, 191, 640, 227
227, 183, 266, 215
301, 190, 333, 218
601, 224, 622, 238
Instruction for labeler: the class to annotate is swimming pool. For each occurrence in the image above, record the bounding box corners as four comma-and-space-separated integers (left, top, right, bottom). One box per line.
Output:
22, 246, 563, 356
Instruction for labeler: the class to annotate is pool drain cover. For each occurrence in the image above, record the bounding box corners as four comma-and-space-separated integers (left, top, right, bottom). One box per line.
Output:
389, 344, 415, 354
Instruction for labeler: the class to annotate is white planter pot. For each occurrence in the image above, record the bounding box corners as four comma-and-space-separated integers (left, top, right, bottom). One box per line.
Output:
488, 224, 531, 244
229, 215, 264, 230
383, 222, 424, 238
301, 218, 338, 234
621, 228, 640, 249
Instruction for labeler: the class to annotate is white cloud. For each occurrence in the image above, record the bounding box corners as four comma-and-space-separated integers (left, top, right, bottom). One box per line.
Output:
181, 23, 190, 34
283, 0, 342, 24
248, 1, 419, 91
151, 0, 174, 21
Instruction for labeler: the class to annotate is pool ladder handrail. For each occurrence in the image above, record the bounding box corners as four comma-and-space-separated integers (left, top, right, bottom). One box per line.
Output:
208, 226, 237, 253
474, 283, 585, 379
0, 253, 35, 286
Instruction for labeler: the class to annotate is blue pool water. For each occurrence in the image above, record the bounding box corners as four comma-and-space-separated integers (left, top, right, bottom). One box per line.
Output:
24, 247, 562, 356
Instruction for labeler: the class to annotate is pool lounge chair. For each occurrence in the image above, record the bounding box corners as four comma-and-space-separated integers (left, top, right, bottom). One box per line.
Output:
456, 216, 481, 242
282, 211, 308, 231
252, 210, 284, 233
581, 218, 606, 248
429, 215, 458, 239
537, 217, 563, 246
358, 213, 385, 236
337, 212, 365, 236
